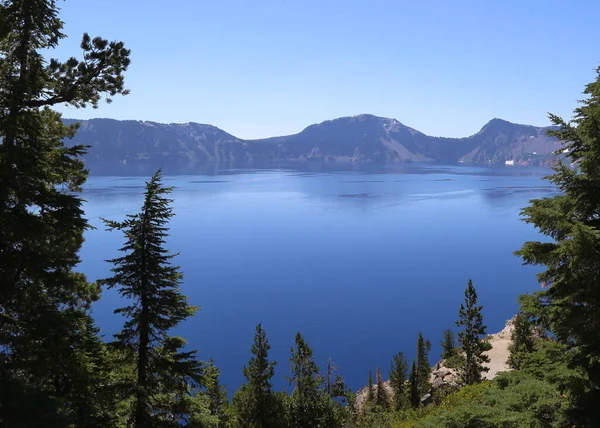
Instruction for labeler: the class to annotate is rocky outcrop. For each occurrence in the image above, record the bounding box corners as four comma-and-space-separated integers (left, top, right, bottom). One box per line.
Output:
354, 381, 394, 412
427, 317, 517, 395
354, 317, 519, 412
430, 365, 459, 392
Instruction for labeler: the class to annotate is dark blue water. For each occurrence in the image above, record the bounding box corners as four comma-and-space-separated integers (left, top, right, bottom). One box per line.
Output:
79, 164, 555, 394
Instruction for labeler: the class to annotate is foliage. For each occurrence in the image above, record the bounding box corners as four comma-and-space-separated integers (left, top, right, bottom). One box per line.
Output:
444, 352, 465, 370
389, 352, 410, 411
101, 170, 203, 426
367, 370, 374, 403
375, 366, 389, 409
233, 323, 280, 427
205, 359, 230, 426
408, 361, 419, 408
518, 340, 587, 397
357, 409, 408, 428
456, 280, 490, 385
388, 339, 580, 427
285, 332, 342, 427
186, 392, 220, 428
440, 329, 456, 360
0, 0, 129, 425
325, 358, 351, 403
325, 357, 353, 426
416, 333, 432, 399
410, 375, 566, 428
515, 65, 600, 424
507, 313, 535, 370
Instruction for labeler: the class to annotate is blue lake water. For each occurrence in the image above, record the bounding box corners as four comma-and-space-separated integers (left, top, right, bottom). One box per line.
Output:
79, 163, 555, 394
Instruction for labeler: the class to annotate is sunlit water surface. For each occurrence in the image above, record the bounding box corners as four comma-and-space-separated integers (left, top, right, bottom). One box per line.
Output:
79, 164, 555, 393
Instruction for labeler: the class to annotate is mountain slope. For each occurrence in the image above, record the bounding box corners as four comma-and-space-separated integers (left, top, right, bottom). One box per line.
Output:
459, 118, 561, 164
250, 114, 471, 163
64, 119, 244, 166
64, 115, 562, 169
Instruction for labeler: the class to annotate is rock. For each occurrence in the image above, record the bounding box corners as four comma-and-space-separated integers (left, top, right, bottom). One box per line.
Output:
491, 316, 516, 340
353, 381, 395, 413
433, 367, 452, 378
428, 363, 462, 403
420, 393, 433, 406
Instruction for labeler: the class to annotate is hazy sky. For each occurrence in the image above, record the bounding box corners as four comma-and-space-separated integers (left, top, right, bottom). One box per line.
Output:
52, 0, 599, 139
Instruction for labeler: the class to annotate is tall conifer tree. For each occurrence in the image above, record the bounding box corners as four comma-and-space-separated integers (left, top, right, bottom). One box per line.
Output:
102, 171, 202, 427
234, 323, 279, 427
440, 329, 456, 360
389, 352, 409, 411
286, 332, 334, 428
325, 358, 335, 397
325, 358, 349, 402
367, 370, 374, 403
416, 333, 431, 397
455, 280, 489, 385
0, 0, 129, 425
205, 359, 229, 426
515, 66, 600, 423
375, 366, 388, 409
507, 313, 535, 370
408, 361, 419, 408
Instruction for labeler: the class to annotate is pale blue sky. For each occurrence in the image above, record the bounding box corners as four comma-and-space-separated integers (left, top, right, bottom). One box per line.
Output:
53, 0, 599, 139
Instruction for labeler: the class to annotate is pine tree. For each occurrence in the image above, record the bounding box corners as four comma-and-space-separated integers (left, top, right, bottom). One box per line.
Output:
375, 366, 388, 409
68, 317, 124, 427
389, 352, 409, 411
507, 313, 535, 370
367, 369, 374, 403
416, 333, 431, 397
440, 329, 456, 360
205, 359, 229, 426
101, 170, 203, 427
408, 361, 419, 408
234, 323, 279, 427
515, 66, 600, 423
455, 280, 490, 385
323, 358, 352, 426
326, 358, 335, 397
187, 391, 220, 428
0, 1, 129, 425
325, 358, 349, 402
286, 332, 332, 428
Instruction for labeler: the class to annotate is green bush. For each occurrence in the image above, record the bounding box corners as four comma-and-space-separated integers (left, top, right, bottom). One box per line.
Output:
444, 354, 464, 369
377, 338, 582, 428
411, 372, 567, 428
519, 340, 583, 389
357, 409, 407, 428
416, 404, 521, 428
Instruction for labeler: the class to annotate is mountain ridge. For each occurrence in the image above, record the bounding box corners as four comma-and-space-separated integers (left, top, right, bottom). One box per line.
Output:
63, 114, 563, 170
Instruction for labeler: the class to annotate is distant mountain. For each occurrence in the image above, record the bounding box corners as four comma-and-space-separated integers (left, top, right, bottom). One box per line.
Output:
458, 118, 562, 165
64, 114, 563, 171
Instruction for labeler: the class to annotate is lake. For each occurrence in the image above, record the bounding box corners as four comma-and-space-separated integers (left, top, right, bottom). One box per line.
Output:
79, 163, 555, 394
